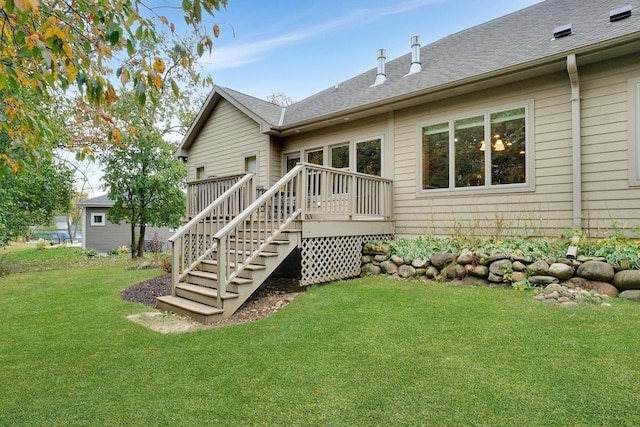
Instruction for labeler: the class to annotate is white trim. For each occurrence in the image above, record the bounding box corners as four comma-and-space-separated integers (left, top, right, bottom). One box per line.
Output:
305, 147, 325, 166
90, 212, 106, 227
628, 77, 640, 186
416, 99, 534, 197
242, 152, 258, 173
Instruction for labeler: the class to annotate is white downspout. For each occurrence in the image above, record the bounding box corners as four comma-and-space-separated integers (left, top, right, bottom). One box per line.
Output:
567, 54, 582, 229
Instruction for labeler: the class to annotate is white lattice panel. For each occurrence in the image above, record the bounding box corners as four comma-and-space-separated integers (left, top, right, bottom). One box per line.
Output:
301, 234, 392, 285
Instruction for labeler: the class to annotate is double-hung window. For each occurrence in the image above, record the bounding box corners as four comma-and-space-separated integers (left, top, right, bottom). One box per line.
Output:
421, 105, 528, 192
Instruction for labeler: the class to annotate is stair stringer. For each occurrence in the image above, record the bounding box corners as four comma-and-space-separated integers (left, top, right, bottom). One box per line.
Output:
219, 230, 301, 318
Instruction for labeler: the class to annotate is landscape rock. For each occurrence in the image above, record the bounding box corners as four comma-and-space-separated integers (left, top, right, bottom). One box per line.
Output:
411, 257, 429, 268
390, 254, 405, 266
511, 253, 532, 264
510, 271, 527, 283
477, 253, 491, 266
489, 259, 513, 277
560, 301, 579, 307
487, 252, 508, 263
374, 255, 387, 262
529, 275, 560, 286
398, 264, 417, 278
527, 260, 550, 276
612, 270, 640, 291
576, 261, 615, 282
363, 242, 389, 255
425, 266, 439, 279
430, 252, 455, 270
380, 260, 398, 275
457, 248, 475, 265
361, 255, 372, 264
549, 263, 574, 281
467, 264, 489, 278
361, 263, 381, 276
580, 281, 619, 297
619, 290, 640, 301
512, 261, 526, 272
487, 272, 504, 283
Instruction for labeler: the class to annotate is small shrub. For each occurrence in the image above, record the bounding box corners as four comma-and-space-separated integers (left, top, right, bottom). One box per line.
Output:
86, 249, 99, 258
108, 245, 130, 255
35, 239, 48, 251
158, 252, 172, 273
511, 279, 534, 292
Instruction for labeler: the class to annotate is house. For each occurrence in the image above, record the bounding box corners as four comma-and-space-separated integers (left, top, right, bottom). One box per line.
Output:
78, 195, 176, 253
158, 0, 640, 322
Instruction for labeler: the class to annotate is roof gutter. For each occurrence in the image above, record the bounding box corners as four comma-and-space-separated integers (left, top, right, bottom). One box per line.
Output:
567, 53, 582, 230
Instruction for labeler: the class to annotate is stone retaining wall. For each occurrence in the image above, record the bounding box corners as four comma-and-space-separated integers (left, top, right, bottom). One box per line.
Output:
361, 243, 640, 303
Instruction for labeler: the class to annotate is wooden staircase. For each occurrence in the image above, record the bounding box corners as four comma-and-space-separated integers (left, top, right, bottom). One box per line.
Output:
157, 229, 300, 324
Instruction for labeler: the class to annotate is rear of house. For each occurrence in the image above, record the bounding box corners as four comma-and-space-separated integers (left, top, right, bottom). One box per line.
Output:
161, 0, 640, 321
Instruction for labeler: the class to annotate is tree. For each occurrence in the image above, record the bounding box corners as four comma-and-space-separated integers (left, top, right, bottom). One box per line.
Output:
267, 92, 295, 106
0, 0, 227, 174
101, 129, 185, 258
0, 131, 74, 245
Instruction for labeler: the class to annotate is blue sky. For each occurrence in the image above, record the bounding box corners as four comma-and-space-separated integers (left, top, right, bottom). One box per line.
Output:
198, 0, 544, 102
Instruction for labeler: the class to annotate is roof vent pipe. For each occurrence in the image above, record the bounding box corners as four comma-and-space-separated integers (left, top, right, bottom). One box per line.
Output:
407, 35, 422, 75
610, 5, 632, 22
371, 49, 387, 87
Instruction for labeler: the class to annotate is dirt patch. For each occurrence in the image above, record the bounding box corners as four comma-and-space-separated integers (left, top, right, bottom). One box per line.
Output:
122, 274, 304, 332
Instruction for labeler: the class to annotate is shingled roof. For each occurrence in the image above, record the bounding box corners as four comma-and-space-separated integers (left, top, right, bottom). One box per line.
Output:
181, 0, 640, 147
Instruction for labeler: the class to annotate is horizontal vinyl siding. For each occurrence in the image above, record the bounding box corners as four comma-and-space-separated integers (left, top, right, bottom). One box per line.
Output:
580, 54, 640, 232
393, 73, 574, 238
188, 99, 270, 186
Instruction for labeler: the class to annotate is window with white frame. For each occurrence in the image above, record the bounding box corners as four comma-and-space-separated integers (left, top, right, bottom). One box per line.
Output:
91, 212, 106, 226
306, 148, 324, 165
629, 77, 640, 185
331, 144, 350, 169
356, 138, 382, 176
421, 105, 528, 191
244, 155, 257, 172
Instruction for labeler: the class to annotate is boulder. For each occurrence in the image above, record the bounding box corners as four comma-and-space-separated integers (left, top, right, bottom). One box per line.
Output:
430, 252, 455, 270
548, 263, 574, 281
544, 283, 563, 294
361, 255, 372, 264
612, 270, 640, 291
390, 254, 404, 266
398, 264, 417, 278
580, 281, 619, 297
576, 261, 615, 282
458, 275, 488, 287
477, 252, 491, 266
489, 259, 513, 277
457, 248, 475, 265
487, 272, 504, 283
363, 242, 389, 255
511, 253, 532, 264
620, 290, 640, 301
442, 263, 465, 280
467, 264, 489, 278
487, 252, 508, 263
527, 260, 550, 276
425, 266, 439, 279
510, 271, 527, 283
562, 277, 589, 289
379, 260, 398, 275
411, 257, 429, 268
512, 261, 527, 272
529, 275, 560, 286
361, 263, 381, 276
374, 255, 387, 262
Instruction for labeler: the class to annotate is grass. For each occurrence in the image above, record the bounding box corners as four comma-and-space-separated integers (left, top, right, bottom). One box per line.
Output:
1, 247, 640, 425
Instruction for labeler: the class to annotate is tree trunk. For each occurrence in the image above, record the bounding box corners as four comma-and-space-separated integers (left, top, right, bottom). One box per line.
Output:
136, 225, 146, 258
130, 223, 136, 259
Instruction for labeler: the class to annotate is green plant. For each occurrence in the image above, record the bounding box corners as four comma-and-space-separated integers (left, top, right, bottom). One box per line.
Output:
35, 239, 49, 251
511, 279, 534, 291
158, 252, 172, 273
86, 249, 99, 258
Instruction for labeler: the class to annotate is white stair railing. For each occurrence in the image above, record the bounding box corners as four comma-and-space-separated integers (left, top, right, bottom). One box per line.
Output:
169, 173, 255, 292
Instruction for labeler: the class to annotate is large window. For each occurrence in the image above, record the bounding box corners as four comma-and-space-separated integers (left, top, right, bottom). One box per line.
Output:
331, 144, 350, 169
356, 138, 381, 176
306, 148, 323, 165
421, 106, 528, 191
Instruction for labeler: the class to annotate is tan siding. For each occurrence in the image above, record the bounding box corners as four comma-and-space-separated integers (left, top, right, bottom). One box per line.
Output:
392, 73, 574, 238
578, 54, 640, 232
188, 99, 270, 186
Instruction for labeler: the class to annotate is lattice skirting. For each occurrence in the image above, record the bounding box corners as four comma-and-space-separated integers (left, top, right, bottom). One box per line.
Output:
300, 234, 392, 286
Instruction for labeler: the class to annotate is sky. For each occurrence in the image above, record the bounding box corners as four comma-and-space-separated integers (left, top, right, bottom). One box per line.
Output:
197, 0, 544, 102
80, 0, 545, 196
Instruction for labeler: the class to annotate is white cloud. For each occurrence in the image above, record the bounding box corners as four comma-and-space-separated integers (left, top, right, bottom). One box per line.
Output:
202, 0, 443, 71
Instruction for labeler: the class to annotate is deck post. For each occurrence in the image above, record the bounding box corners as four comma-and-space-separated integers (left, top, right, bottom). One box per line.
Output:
217, 237, 226, 307
171, 239, 180, 296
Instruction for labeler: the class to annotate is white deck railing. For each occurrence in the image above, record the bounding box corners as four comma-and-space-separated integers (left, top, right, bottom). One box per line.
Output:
186, 173, 247, 218
171, 164, 393, 303
169, 173, 256, 290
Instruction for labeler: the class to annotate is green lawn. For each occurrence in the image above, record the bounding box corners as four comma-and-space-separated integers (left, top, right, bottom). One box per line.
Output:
1, 246, 639, 426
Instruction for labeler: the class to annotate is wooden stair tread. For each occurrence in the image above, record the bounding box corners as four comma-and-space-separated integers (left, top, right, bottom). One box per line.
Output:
177, 283, 239, 299
157, 295, 224, 316
188, 270, 254, 285
201, 259, 266, 271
